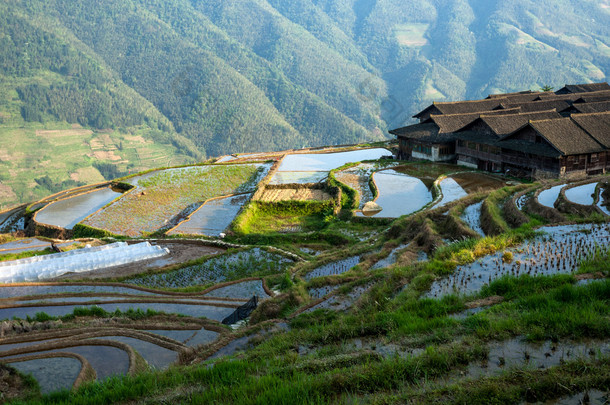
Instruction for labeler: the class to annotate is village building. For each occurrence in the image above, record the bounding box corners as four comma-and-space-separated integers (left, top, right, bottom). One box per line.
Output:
391, 83, 610, 179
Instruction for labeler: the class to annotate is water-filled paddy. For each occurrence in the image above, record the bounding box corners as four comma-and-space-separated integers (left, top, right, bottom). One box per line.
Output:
426, 224, 610, 298
564, 182, 597, 205
168, 194, 251, 236
268, 172, 328, 185
357, 170, 432, 218
537, 184, 564, 208
371, 244, 411, 270
0, 302, 235, 322
277, 149, 390, 172
93, 336, 178, 370
305, 283, 371, 312
184, 328, 220, 347
308, 285, 340, 299
460, 201, 485, 236
203, 280, 270, 299
435, 178, 467, 207
84, 164, 267, 236
8, 357, 81, 394
598, 188, 610, 215
35, 188, 122, 230
127, 249, 292, 289
0, 285, 158, 299
305, 256, 360, 280
146, 330, 198, 344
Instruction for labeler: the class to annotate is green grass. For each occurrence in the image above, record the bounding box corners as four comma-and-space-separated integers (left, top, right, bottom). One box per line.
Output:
0, 248, 53, 262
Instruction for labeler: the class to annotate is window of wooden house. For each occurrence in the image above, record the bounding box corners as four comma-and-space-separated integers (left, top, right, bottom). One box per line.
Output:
458, 140, 465, 147
467, 142, 476, 150
590, 154, 598, 163
481, 145, 489, 153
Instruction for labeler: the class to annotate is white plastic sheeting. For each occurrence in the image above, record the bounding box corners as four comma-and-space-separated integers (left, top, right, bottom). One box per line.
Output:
0, 242, 169, 283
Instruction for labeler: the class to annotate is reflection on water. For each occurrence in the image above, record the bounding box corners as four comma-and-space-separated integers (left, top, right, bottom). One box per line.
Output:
565, 182, 597, 206
358, 170, 432, 218
277, 149, 390, 172
435, 177, 467, 208
168, 194, 251, 236
537, 184, 564, 208
36, 188, 122, 229
460, 201, 485, 237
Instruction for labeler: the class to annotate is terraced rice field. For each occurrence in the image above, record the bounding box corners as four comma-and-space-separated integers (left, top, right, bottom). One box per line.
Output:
35, 187, 123, 230
126, 249, 293, 289
356, 169, 432, 218
426, 223, 610, 298
167, 194, 252, 236
83, 164, 268, 236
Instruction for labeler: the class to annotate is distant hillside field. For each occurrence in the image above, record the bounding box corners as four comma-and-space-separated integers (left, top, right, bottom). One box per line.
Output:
0, 0, 608, 206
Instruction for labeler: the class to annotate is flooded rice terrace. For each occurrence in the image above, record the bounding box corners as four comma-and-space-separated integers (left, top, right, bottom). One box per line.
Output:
460, 201, 485, 236
426, 223, 610, 298
35, 187, 123, 230
167, 193, 252, 236
270, 148, 390, 185
537, 184, 565, 208
127, 248, 292, 289
564, 182, 597, 205
356, 169, 432, 218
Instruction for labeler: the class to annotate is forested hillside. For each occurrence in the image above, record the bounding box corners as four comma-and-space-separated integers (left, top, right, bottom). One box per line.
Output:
0, 0, 609, 205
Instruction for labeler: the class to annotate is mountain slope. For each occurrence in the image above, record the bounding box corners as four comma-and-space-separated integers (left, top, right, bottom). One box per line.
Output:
0, 0, 608, 206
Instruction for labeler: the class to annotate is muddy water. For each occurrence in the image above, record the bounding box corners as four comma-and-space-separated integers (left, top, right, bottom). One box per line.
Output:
335, 163, 378, 209
203, 280, 270, 299
9, 357, 81, 394
565, 182, 597, 206
305, 283, 371, 312
305, 256, 360, 280
93, 336, 178, 370
168, 194, 251, 236
36, 188, 122, 230
0, 285, 158, 299
537, 184, 565, 208
0, 302, 235, 322
308, 284, 340, 299
128, 249, 292, 289
371, 244, 411, 270
466, 338, 610, 379
435, 178, 467, 208
460, 201, 485, 236
426, 223, 610, 298
451, 173, 506, 193
357, 170, 432, 218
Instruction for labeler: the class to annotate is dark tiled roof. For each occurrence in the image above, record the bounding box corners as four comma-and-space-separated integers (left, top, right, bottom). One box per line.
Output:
573, 93, 610, 104
487, 90, 535, 99
571, 111, 610, 148
556, 82, 610, 94
430, 108, 521, 133
390, 123, 456, 143
572, 101, 610, 114
503, 99, 570, 113
478, 110, 562, 137
528, 118, 604, 155
413, 98, 505, 118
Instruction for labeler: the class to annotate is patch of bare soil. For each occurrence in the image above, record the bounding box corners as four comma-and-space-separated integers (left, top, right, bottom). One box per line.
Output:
0, 184, 16, 200
36, 129, 93, 138
465, 295, 504, 309
452, 173, 507, 194
0, 363, 33, 401
91, 150, 122, 161
258, 188, 332, 202
54, 241, 226, 281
